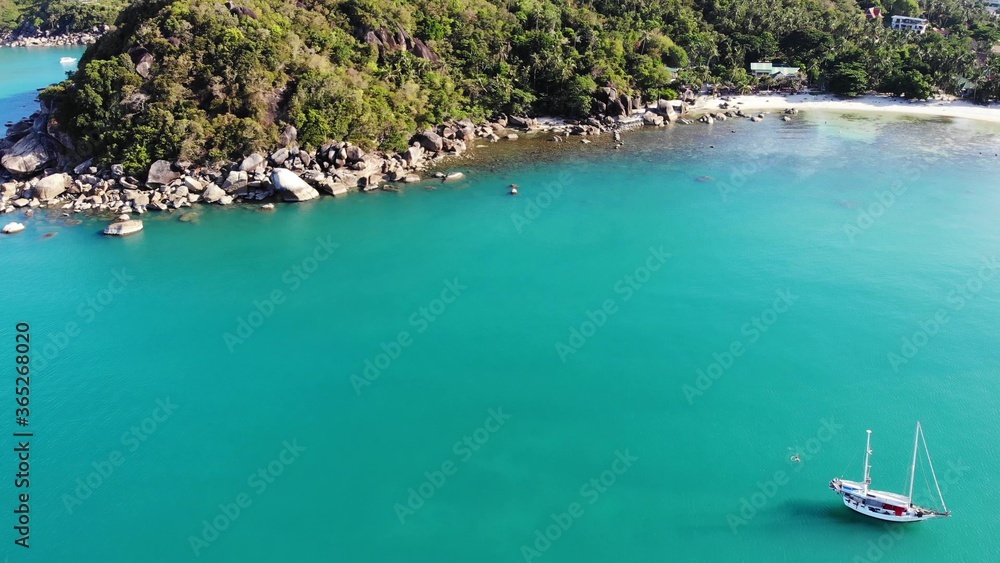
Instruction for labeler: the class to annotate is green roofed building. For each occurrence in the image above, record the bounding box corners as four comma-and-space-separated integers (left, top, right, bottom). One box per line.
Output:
750, 62, 800, 78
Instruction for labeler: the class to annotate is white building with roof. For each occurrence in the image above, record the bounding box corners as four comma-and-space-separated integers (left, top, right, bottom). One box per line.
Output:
890, 15, 929, 33
749, 62, 800, 78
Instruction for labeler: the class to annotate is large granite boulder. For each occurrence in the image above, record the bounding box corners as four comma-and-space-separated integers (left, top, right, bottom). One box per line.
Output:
596, 87, 618, 104
278, 125, 297, 147
270, 147, 289, 166
129, 47, 155, 79
221, 170, 248, 192
345, 145, 365, 162
271, 168, 319, 202
642, 112, 664, 126
270, 168, 310, 191
607, 99, 626, 117
508, 115, 536, 129
282, 185, 320, 202
201, 183, 226, 203
619, 94, 634, 115
34, 173, 71, 199
238, 153, 265, 172
1, 131, 57, 175
413, 130, 443, 152
657, 99, 679, 123
182, 176, 203, 192
403, 145, 424, 165
146, 160, 180, 186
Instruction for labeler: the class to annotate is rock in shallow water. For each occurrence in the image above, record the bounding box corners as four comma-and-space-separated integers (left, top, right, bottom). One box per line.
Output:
2, 222, 26, 234
271, 168, 319, 201
103, 219, 143, 236
282, 186, 319, 202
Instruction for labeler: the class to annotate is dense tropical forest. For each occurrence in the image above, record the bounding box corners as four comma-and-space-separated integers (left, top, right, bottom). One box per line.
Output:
0, 0, 125, 35
14, 0, 1000, 170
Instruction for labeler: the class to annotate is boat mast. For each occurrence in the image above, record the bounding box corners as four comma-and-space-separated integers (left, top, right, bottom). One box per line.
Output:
908, 422, 920, 505
919, 422, 948, 512
863, 430, 872, 492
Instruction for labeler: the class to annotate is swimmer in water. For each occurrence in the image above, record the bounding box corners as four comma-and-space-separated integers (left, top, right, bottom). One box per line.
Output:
790, 454, 801, 463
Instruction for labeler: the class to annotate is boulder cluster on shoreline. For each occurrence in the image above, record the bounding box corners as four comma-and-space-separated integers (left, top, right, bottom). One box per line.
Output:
0, 26, 106, 48
0, 91, 796, 235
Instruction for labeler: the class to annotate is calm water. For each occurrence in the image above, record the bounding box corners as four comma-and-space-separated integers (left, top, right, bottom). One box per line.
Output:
0, 46, 84, 125
2, 52, 1000, 562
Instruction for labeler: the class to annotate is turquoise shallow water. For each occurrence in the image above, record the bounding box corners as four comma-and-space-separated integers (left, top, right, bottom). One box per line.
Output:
0, 46, 85, 125
3, 54, 1000, 562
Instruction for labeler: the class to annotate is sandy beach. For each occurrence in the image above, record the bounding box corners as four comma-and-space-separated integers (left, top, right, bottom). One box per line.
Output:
703, 93, 1000, 124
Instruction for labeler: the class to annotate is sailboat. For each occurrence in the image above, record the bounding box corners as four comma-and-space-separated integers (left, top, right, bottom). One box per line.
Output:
829, 422, 950, 522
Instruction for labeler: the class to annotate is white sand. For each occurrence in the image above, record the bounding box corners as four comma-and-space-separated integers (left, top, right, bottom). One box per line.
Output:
703, 93, 1000, 124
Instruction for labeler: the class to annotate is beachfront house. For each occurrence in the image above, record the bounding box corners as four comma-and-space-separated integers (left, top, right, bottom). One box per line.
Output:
982, 0, 1000, 15
890, 15, 929, 33
749, 62, 800, 79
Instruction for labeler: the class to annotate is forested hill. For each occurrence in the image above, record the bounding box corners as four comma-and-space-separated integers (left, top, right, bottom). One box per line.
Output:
1, 0, 125, 36
34, 0, 1000, 171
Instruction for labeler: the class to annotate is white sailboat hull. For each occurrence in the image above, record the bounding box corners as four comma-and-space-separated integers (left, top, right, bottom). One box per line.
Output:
837, 488, 943, 522
830, 478, 949, 523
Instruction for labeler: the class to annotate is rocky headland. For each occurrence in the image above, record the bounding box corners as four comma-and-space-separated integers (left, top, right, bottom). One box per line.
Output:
0, 86, 796, 234
0, 24, 107, 48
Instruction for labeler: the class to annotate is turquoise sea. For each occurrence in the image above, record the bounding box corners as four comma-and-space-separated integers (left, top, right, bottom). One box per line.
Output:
0, 46, 84, 125
2, 48, 1000, 562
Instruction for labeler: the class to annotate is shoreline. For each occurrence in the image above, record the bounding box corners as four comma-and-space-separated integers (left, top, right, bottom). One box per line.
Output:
5, 91, 1000, 235
702, 93, 1000, 124
1, 28, 105, 48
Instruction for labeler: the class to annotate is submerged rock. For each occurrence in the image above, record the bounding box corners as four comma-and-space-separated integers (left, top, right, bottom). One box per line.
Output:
443, 172, 465, 182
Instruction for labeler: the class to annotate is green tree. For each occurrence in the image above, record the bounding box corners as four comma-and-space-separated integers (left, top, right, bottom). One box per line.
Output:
829, 62, 869, 97
888, 0, 920, 17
